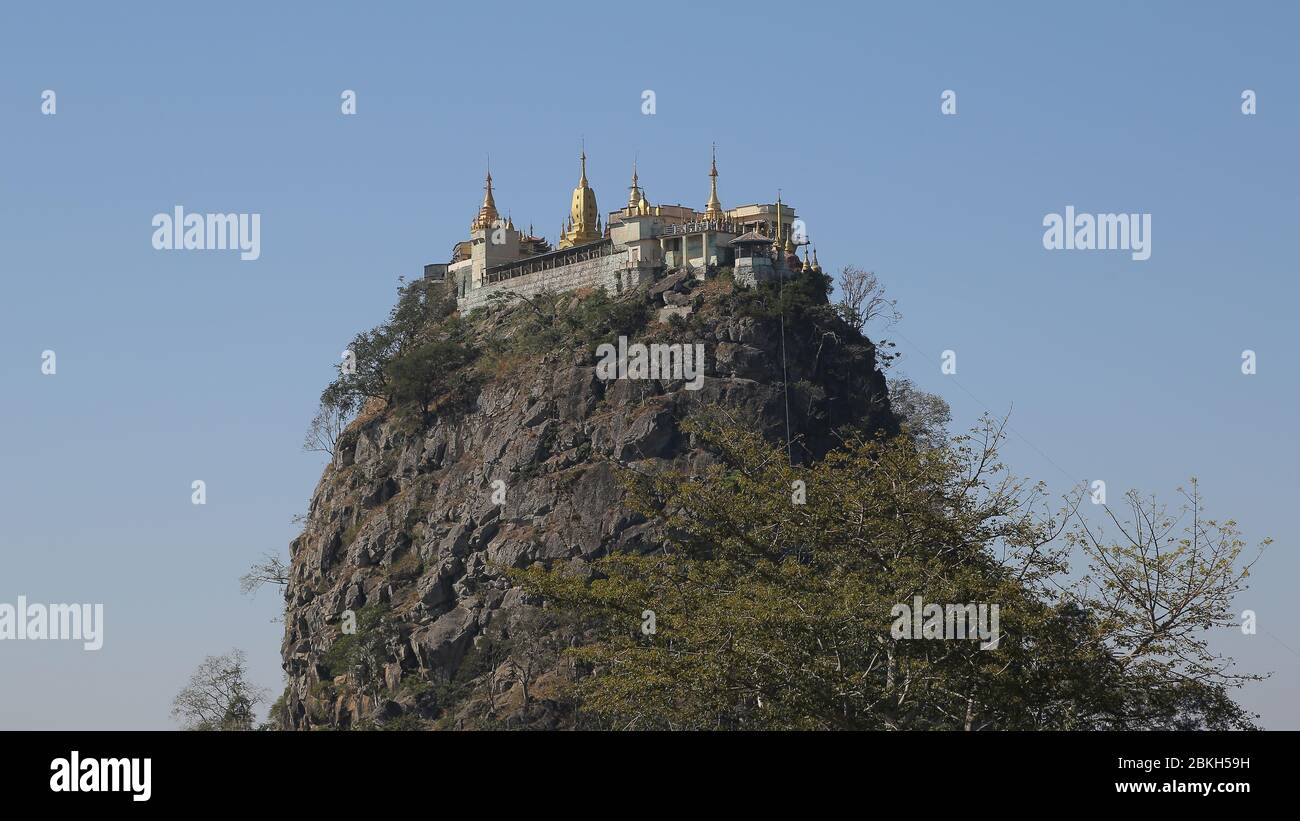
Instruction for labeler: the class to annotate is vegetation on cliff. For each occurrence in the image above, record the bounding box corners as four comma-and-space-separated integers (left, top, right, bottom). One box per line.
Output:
514, 414, 1267, 730
230, 265, 1270, 731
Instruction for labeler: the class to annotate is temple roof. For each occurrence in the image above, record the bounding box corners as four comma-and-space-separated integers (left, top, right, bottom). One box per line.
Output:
729, 231, 774, 245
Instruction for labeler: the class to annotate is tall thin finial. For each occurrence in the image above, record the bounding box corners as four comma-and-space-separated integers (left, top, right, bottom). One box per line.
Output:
629, 156, 642, 210
471, 161, 499, 231
705, 143, 723, 219
774, 190, 783, 246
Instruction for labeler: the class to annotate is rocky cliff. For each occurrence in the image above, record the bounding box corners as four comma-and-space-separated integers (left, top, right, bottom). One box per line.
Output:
279, 270, 895, 729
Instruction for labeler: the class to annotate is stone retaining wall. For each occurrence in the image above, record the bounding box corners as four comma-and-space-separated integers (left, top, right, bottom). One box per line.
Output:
458, 250, 660, 312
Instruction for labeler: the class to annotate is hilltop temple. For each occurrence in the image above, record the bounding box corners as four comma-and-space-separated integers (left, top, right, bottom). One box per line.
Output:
423, 148, 823, 312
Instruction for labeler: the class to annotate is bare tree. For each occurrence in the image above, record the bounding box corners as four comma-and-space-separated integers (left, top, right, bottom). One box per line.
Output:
506, 609, 563, 711
303, 403, 348, 457
1069, 479, 1271, 690
240, 551, 289, 596
171, 649, 270, 731
836, 266, 900, 333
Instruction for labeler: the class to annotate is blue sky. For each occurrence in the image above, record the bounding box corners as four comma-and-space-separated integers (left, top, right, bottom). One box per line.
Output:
1, 1, 1296, 728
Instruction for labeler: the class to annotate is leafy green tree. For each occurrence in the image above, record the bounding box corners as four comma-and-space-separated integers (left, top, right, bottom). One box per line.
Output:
514, 413, 1267, 730
385, 337, 475, 426
318, 277, 471, 426
321, 602, 398, 700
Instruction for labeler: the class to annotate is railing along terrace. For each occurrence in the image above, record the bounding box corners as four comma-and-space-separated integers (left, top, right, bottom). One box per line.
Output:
483, 240, 617, 284
661, 219, 738, 236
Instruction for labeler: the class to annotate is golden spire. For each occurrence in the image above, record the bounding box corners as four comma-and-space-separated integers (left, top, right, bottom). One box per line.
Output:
775, 190, 795, 254
471, 169, 500, 232
773, 191, 783, 246
560, 146, 601, 248
628, 160, 642, 210
704, 143, 723, 220
812, 245, 821, 272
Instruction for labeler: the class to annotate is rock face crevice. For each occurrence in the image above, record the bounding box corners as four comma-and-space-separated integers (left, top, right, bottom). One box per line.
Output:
280, 283, 895, 729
